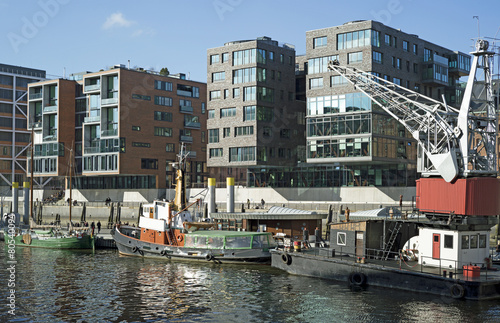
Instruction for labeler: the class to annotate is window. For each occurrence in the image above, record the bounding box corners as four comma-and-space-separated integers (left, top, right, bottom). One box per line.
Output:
257, 86, 274, 102
233, 88, 240, 98
243, 86, 256, 101
313, 36, 327, 48
385, 34, 391, 46
141, 159, 158, 169
372, 51, 383, 64
470, 235, 478, 248
210, 54, 220, 64
337, 232, 346, 246
154, 80, 172, 91
403, 40, 409, 51
396, 58, 401, 69
257, 49, 267, 64
235, 126, 253, 136
233, 49, 256, 66
223, 127, 230, 138
166, 143, 175, 152
177, 84, 199, 98
461, 235, 469, 249
132, 142, 150, 148
424, 48, 432, 62
263, 127, 271, 137
154, 127, 172, 137
309, 77, 323, 89
154, 96, 172, 106
371, 30, 380, 47
132, 126, 141, 131
132, 94, 151, 101
308, 55, 338, 74
224, 89, 230, 99
337, 29, 371, 50
208, 110, 215, 119
154, 111, 172, 122
220, 107, 236, 118
393, 78, 401, 85
229, 147, 255, 162
201, 102, 206, 114
280, 54, 284, 64
210, 90, 221, 100
444, 235, 453, 249
331, 75, 348, 86
413, 43, 418, 54
244, 105, 256, 121
209, 148, 223, 158
208, 129, 219, 143
222, 52, 229, 63
233, 67, 256, 84
269, 51, 274, 61
413, 63, 418, 73
479, 234, 486, 248
212, 71, 225, 82
348, 52, 362, 64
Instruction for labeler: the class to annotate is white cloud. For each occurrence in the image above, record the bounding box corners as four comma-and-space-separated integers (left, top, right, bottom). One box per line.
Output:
131, 28, 156, 38
102, 12, 134, 30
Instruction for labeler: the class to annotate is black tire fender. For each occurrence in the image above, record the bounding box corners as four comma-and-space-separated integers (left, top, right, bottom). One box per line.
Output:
132, 246, 139, 253
349, 272, 367, 286
205, 254, 213, 261
281, 253, 292, 265
450, 284, 465, 299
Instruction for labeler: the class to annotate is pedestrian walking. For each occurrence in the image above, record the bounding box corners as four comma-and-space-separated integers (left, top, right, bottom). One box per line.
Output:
261, 199, 265, 208
247, 199, 250, 209
97, 220, 101, 233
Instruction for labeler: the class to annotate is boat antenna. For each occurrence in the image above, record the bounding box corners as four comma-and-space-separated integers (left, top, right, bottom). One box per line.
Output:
473, 16, 480, 38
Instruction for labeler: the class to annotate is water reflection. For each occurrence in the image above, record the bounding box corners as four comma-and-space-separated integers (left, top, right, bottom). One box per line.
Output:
0, 246, 499, 322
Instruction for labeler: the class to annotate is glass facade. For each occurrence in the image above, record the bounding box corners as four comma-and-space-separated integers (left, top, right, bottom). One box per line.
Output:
307, 92, 373, 115
337, 29, 378, 50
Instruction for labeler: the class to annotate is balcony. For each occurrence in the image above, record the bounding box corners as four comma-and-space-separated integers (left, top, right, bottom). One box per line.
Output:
101, 128, 118, 137
43, 134, 57, 142
180, 135, 193, 143
84, 84, 100, 92
30, 121, 42, 129
29, 93, 42, 100
43, 105, 57, 113
84, 146, 100, 154
180, 105, 193, 113
101, 97, 118, 106
184, 121, 201, 129
84, 116, 100, 123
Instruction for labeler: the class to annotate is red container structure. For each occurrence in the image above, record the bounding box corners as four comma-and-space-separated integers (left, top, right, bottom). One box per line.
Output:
463, 265, 481, 278
416, 177, 500, 216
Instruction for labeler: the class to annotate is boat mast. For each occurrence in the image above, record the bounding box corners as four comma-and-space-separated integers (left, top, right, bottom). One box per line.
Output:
30, 128, 34, 223
69, 145, 72, 224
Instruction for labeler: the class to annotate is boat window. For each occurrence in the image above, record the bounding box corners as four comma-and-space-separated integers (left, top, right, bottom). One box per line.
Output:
184, 235, 196, 247
479, 234, 486, 248
225, 236, 251, 249
252, 235, 270, 249
208, 237, 224, 248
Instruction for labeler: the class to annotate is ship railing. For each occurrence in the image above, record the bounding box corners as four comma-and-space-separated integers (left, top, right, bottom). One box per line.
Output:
419, 255, 494, 280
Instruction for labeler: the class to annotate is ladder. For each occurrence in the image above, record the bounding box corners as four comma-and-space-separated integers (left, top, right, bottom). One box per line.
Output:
382, 222, 402, 260
167, 228, 178, 246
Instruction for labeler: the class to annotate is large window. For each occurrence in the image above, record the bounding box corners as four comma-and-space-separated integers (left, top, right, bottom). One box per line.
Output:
348, 52, 363, 64
373, 51, 383, 64
229, 147, 255, 162
209, 148, 223, 158
243, 86, 256, 101
444, 235, 453, 249
141, 159, 158, 169
154, 96, 172, 106
154, 127, 172, 137
307, 92, 372, 115
154, 80, 172, 91
403, 40, 409, 52
220, 107, 236, 118
210, 54, 220, 64
337, 30, 372, 50
235, 126, 253, 136
308, 56, 338, 74
154, 111, 172, 122
257, 87, 274, 102
313, 36, 327, 48
208, 129, 219, 143
243, 106, 256, 121
212, 71, 225, 82
233, 49, 256, 66
233, 67, 256, 84
209, 90, 221, 100
309, 78, 323, 89
177, 84, 199, 98
331, 75, 348, 86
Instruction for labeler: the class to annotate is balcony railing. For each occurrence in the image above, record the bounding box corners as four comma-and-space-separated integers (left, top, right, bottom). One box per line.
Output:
180, 135, 193, 143
30, 121, 42, 129
43, 105, 57, 113
29, 93, 42, 100
84, 116, 100, 123
43, 134, 57, 142
101, 97, 118, 106
84, 146, 100, 154
84, 84, 100, 92
184, 121, 201, 129
180, 105, 193, 113
101, 128, 118, 137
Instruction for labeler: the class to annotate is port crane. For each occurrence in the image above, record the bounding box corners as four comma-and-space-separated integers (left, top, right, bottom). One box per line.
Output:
328, 39, 499, 221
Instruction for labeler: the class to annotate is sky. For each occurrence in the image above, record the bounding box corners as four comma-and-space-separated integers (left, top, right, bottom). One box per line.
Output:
1, 0, 499, 82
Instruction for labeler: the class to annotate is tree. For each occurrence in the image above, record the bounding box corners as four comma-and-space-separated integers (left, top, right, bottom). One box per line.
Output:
159, 67, 170, 76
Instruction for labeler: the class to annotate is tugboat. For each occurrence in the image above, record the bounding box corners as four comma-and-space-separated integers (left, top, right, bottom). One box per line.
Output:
112, 145, 275, 263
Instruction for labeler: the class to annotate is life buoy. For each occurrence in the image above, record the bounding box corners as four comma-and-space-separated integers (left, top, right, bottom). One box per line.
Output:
450, 284, 465, 299
281, 253, 292, 265
132, 246, 139, 253
205, 254, 213, 261
177, 235, 183, 242
349, 272, 367, 286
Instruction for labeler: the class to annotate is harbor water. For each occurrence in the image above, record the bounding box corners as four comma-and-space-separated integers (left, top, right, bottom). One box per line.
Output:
1, 243, 499, 322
